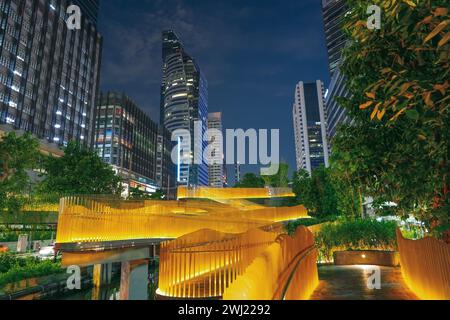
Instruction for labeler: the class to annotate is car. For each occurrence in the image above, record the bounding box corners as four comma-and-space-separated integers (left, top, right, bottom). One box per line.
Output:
38, 245, 55, 258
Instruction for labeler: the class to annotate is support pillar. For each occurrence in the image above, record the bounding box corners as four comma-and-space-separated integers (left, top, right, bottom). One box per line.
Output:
92, 263, 114, 300
119, 259, 149, 300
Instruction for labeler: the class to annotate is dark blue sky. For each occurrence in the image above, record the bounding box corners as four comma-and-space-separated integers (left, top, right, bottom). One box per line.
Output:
98, 0, 330, 182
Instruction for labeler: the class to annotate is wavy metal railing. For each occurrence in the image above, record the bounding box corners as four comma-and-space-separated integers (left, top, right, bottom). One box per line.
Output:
56, 195, 308, 245
397, 229, 450, 300
222, 226, 319, 300
158, 228, 279, 299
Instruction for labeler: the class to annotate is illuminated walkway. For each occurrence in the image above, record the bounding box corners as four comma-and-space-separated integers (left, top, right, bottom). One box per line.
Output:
310, 265, 418, 300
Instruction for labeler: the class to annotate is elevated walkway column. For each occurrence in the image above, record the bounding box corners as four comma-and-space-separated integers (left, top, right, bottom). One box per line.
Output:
119, 259, 149, 300
92, 263, 113, 300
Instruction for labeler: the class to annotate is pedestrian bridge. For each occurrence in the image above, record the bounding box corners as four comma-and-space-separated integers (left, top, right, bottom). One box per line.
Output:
55, 188, 306, 251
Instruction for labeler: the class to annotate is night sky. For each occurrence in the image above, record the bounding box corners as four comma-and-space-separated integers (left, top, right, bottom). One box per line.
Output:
98, 0, 330, 183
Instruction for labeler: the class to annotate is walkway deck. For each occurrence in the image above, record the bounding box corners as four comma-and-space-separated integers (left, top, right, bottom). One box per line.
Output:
310, 265, 418, 300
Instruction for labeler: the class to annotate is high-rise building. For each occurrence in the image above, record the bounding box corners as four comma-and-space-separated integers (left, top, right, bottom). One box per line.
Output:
0, 0, 102, 148
156, 126, 176, 199
94, 92, 159, 196
72, 0, 100, 27
322, 0, 351, 142
325, 70, 351, 138
322, 0, 348, 78
235, 162, 241, 185
293, 81, 330, 174
207, 112, 224, 188
160, 30, 208, 187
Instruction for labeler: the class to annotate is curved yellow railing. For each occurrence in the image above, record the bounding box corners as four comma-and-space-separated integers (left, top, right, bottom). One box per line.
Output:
397, 229, 450, 300
158, 228, 280, 298
223, 226, 318, 300
177, 187, 295, 200
56, 195, 308, 245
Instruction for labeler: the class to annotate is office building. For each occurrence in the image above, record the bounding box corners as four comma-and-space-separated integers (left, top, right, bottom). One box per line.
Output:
0, 0, 102, 148
322, 0, 348, 78
322, 0, 351, 142
207, 112, 224, 188
235, 162, 241, 185
156, 126, 176, 199
94, 92, 159, 196
160, 30, 208, 187
293, 81, 330, 174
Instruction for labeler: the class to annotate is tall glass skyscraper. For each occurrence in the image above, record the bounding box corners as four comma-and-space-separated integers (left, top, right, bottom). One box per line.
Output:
207, 112, 224, 188
293, 81, 330, 174
0, 0, 102, 148
322, 0, 351, 143
160, 30, 208, 187
322, 0, 348, 78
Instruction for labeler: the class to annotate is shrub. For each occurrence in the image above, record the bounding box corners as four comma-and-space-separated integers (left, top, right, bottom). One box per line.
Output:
285, 216, 339, 236
0, 253, 63, 287
315, 219, 397, 262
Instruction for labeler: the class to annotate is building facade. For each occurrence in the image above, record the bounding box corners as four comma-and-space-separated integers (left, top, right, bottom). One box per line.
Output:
156, 126, 176, 199
235, 162, 241, 185
94, 92, 159, 196
322, 0, 347, 78
0, 0, 102, 148
160, 30, 208, 187
207, 112, 224, 188
322, 0, 351, 143
293, 81, 330, 174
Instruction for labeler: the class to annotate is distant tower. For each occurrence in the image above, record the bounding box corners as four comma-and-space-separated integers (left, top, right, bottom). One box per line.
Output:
207, 112, 224, 188
235, 162, 241, 185
293, 81, 330, 174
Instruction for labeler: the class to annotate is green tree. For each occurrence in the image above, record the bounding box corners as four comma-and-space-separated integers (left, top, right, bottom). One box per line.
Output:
39, 141, 122, 196
292, 167, 339, 218
262, 163, 290, 188
333, 0, 449, 234
0, 133, 39, 213
235, 173, 265, 188
128, 188, 166, 200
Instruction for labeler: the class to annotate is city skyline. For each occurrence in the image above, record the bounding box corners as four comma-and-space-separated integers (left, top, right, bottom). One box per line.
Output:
98, 0, 330, 180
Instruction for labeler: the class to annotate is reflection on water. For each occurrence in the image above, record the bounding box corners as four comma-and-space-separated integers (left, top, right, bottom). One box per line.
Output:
52, 262, 159, 301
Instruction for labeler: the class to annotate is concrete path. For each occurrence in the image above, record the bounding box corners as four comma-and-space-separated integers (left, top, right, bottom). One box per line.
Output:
310, 265, 418, 300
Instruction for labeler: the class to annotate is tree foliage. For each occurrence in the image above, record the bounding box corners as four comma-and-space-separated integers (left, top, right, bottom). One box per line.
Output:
262, 163, 290, 188
39, 141, 122, 196
0, 133, 39, 213
333, 0, 449, 234
235, 173, 266, 188
128, 188, 166, 200
292, 167, 340, 218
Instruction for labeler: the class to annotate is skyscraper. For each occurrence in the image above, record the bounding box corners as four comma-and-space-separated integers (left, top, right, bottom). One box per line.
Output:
160, 30, 208, 187
0, 0, 102, 148
72, 0, 100, 27
207, 112, 224, 188
156, 126, 176, 199
322, 0, 348, 78
94, 92, 160, 196
235, 162, 241, 185
293, 81, 330, 174
322, 0, 351, 142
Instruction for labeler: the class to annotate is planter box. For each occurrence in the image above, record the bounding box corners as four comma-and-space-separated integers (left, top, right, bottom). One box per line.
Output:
333, 250, 400, 267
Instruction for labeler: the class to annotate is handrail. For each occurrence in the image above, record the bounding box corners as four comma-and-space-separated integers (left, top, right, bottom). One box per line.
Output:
278, 245, 317, 300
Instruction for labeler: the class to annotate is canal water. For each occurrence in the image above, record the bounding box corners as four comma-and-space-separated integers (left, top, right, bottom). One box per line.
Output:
55, 264, 159, 300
